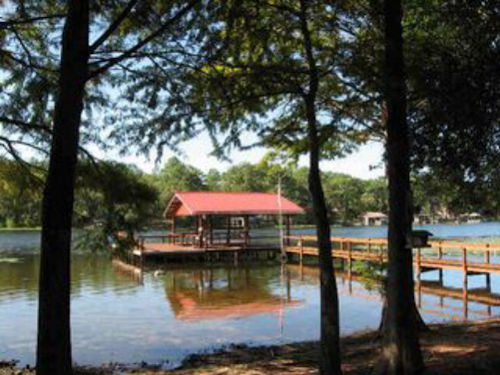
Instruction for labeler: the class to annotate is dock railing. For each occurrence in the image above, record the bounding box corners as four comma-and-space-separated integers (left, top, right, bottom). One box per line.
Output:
284, 235, 500, 274
137, 233, 200, 248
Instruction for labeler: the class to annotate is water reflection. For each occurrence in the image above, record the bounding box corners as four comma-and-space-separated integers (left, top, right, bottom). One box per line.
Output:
0, 249, 499, 367
164, 267, 301, 321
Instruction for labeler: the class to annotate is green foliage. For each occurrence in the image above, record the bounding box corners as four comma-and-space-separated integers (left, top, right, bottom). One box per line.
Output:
149, 157, 206, 204
0, 158, 44, 228
73, 161, 158, 251
344, 0, 499, 211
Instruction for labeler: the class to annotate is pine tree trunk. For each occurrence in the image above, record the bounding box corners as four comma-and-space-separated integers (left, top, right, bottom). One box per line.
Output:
376, 0, 424, 374
298, 1, 342, 373
36, 1, 89, 374
306, 97, 343, 375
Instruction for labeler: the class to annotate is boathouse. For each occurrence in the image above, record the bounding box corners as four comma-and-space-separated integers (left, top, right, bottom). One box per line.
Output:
361, 211, 388, 226
135, 191, 304, 257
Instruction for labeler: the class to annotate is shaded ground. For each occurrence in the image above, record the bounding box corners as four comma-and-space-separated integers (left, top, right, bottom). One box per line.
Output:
2, 319, 500, 374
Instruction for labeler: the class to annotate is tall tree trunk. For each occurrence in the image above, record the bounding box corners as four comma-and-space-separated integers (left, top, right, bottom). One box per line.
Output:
298, 1, 342, 374
306, 97, 343, 375
376, 0, 424, 374
36, 1, 89, 374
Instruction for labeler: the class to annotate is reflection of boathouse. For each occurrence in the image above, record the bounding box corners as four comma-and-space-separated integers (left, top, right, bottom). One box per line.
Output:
165, 267, 301, 321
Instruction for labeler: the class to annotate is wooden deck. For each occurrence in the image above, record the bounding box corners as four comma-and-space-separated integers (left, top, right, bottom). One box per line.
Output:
127, 233, 500, 279
284, 235, 500, 275
132, 242, 280, 259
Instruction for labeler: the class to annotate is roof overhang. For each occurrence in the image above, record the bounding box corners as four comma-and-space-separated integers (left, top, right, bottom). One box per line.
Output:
164, 191, 305, 218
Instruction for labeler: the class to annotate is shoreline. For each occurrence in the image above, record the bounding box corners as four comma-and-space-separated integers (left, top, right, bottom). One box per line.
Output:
2, 318, 500, 374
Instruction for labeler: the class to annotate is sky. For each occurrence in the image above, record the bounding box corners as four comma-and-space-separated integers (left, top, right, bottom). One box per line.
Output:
91, 130, 386, 180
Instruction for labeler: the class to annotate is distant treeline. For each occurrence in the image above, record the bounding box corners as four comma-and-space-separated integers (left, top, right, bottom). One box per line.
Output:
2, 156, 497, 230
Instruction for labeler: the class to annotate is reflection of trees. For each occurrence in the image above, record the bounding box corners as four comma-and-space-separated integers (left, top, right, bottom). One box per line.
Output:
164, 266, 301, 321
0, 253, 140, 303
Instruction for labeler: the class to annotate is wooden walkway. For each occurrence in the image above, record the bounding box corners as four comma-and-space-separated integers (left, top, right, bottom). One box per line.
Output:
128, 234, 280, 264
284, 235, 500, 275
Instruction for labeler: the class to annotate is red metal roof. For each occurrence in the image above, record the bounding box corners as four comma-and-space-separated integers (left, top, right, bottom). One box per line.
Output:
164, 191, 304, 217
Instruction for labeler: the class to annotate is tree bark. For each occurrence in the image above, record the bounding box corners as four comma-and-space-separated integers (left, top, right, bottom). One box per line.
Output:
376, 0, 424, 374
306, 97, 343, 375
36, 1, 89, 375
299, 1, 342, 374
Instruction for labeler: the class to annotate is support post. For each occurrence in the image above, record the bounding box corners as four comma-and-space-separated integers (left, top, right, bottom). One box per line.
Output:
226, 215, 231, 245
416, 267, 422, 308
198, 216, 203, 248
208, 215, 213, 246
462, 247, 467, 276
285, 215, 291, 246
171, 216, 176, 234
416, 247, 421, 280
244, 215, 250, 248
347, 241, 352, 277
462, 246, 468, 320
299, 235, 304, 265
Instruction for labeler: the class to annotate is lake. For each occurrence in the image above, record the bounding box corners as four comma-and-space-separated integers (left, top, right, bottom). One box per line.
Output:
1, 222, 499, 368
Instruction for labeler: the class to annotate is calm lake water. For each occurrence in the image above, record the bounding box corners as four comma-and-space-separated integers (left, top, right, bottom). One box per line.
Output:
1, 222, 500, 367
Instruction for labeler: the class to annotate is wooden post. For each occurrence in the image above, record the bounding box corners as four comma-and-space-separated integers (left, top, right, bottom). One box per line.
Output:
244, 215, 250, 247
285, 215, 291, 246
171, 216, 176, 234
347, 241, 352, 276
462, 246, 468, 320
438, 241, 443, 259
416, 270, 422, 308
198, 216, 204, 248
208, 215, 213, 246
416, 247, 421, 280
299, 235, 304, 265
462, 247, 467, 275
485, 244, 490, 264
226, 215, 231, 245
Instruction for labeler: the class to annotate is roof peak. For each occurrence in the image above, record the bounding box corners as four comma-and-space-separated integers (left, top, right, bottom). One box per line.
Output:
175, 190, 278, 195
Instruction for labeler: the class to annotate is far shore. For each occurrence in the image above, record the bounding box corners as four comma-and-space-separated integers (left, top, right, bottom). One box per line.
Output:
0, 227, 41, 231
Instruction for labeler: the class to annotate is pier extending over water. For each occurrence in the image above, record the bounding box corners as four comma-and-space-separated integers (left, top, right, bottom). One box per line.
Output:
284, 235, 500, 275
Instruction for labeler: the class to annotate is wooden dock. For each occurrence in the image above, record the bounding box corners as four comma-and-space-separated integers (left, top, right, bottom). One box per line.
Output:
125, 232, 500, 281
284, 235, 500, 276
129, 233, 280, 263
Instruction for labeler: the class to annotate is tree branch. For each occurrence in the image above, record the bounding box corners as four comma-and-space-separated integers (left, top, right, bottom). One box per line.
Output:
0, 14, 65, 29
89, 0, 139, 54
87, 0, 200, 80
0, 116, 52, 133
